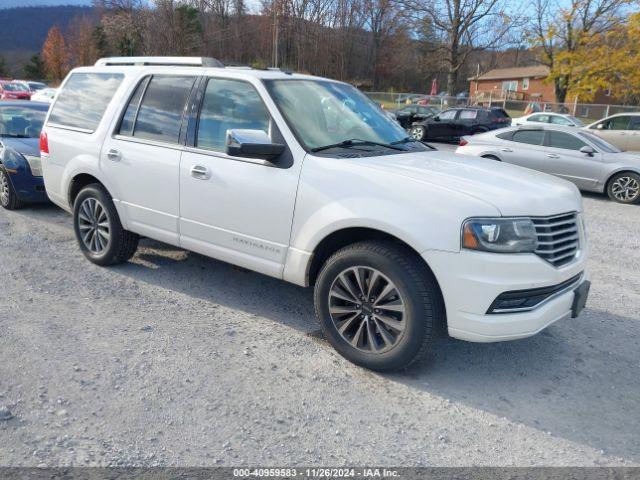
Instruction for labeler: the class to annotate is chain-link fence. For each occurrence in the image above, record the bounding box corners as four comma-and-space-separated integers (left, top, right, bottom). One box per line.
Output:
365, 91, 640, 124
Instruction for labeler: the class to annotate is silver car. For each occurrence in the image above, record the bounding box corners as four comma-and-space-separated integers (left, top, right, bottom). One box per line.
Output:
456, 125, 640, 204
583, 112, 640, 152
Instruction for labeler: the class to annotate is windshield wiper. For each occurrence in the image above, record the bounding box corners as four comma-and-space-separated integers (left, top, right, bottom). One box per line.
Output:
310, 138, 405, 153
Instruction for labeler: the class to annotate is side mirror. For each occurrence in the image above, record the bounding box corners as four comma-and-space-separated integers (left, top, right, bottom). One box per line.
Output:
596, 123, 605, 130
226, 129, 285, 161
433, 116, 440, 122
580, 145, 596, 156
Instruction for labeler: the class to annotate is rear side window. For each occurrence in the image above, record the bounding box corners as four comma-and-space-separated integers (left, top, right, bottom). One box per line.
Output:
512, 130, 544, 145
459, 110, 477, 119
48, 72, 124, 132
529, 114, 549, 123
118, 76, 150, 136
491, 109, 509, 118
130, 75, 196, 144
547, 130, 587, 150
196, 78, 270, 152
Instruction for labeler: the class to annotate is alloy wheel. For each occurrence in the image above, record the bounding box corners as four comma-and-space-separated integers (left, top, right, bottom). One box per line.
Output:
328, 266, 406, 353
410, 127, 423, 140
77, 197, 111, 254
0, 170, 9, 207
611, 176, 640, 202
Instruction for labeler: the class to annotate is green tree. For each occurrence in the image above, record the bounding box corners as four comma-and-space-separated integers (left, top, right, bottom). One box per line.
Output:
23, 54, 46, 80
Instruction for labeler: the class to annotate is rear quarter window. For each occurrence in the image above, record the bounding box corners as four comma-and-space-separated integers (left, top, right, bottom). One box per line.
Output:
48, 72, 124, 132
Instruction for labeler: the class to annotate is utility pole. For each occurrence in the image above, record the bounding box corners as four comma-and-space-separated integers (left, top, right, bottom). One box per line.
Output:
272, 0, 279, 68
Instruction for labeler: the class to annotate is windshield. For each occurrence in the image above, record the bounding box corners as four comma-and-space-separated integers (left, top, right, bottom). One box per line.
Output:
578, 131, 621, 153
0, 106, 47, 138
265, 79, 409, 152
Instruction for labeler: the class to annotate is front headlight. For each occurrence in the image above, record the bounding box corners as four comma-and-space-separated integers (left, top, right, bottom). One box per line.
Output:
462, 218, 538, 253
24, 155, 43, 177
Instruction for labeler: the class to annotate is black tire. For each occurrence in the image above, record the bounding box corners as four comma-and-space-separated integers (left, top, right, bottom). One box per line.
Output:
0, 165, 24, 210
73, 183, 139, 266
410, 125, 426, 141
481, 155, 501, 162
606, 172, 640, 204
314, 241, 443, 372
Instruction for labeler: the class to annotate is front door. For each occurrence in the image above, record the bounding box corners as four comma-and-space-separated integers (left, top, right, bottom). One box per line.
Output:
179, 77, 300, 278
101, 74, 197, 245
543, 129, 604, 190
429, 109, 457, 139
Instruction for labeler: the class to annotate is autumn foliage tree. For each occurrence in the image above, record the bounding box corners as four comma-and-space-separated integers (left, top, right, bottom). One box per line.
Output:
530, 0, 632, 104
554, 12, 640, 104
42, 26, 69, 82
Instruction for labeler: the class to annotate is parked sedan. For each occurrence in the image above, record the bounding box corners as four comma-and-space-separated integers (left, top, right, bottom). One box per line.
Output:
0, 101, 50, 209
391, 104, 440, 129
456, 125, 640, 204
13, 80, 47, 93
0, 82, 32, 100
409, 107, 511, 142
513, 112, 585, 127
584, 112, 640, 151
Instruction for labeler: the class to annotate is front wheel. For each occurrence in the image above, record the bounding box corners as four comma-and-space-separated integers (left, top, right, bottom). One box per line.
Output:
73, 184, 139, 265
314, 241, 443, 371
0, 166, 23, 210
607, 172, 640, 204
410, 125, 426, 141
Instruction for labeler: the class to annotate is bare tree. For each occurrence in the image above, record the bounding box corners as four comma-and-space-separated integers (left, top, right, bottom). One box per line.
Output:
530, 0, 632, 103
400, 0, 518, 94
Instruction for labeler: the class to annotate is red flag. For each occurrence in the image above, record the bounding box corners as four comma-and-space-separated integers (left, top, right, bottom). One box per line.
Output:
430, 79, 438, 96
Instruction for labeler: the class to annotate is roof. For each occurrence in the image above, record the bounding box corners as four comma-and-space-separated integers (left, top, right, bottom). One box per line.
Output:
0, 100, 49, 108
470, 65, 550, 81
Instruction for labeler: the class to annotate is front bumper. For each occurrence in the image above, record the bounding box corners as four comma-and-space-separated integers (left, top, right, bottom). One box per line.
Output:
422, 247, 588, 342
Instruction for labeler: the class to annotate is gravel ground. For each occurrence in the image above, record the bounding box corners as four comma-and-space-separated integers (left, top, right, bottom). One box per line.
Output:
0, 189, 638, 467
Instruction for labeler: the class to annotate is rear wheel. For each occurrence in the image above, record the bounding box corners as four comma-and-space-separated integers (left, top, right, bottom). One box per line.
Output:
410, 125, 426, 141
314, 241, 442, 371
0, 166, 23, 210
607, 172, 640, 204
73, 184, 139, 265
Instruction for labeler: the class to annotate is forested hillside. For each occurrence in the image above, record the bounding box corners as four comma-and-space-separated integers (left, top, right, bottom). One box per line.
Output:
0, 6, 93, 52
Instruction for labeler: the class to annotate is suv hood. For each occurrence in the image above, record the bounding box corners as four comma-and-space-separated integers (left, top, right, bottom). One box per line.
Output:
354, 150, 582, 217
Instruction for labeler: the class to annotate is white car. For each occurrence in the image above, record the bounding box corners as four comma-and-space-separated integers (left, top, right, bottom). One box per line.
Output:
40, 57, 590, 371
31, 88, 57, 104
513, 112, 585, 128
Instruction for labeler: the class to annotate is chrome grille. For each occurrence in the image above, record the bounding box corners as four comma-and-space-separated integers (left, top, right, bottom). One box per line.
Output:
532, 212, 580, 267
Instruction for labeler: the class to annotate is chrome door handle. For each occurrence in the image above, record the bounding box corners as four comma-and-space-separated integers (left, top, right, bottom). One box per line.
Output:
106, 149, 121, 161
547, 153, 560, 158
500, 148, 513, 152
190, 165, 210, 180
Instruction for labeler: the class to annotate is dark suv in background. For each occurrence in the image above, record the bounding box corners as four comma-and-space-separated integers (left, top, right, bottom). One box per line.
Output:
409, 107, 511, 142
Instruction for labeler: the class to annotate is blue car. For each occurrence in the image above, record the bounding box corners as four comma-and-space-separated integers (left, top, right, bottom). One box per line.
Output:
0, 101, 50, 210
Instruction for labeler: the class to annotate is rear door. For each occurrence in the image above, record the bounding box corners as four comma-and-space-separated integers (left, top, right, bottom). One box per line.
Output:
457, 109, 479, 136
497, 129, 548, 171
589, 115, 631, 150
543, 129, 604, 190
101, 74, 197, 245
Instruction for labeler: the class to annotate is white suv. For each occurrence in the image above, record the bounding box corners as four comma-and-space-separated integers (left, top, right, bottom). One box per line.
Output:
40, 57, 590, 371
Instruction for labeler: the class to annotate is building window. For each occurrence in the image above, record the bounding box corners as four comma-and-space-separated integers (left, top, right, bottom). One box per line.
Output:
502, 80, 518, 92
522, 78, 529, 90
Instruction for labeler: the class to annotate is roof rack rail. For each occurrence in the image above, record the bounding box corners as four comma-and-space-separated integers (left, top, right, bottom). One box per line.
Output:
94, 57, 224, 68
266, 67, 293, 75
